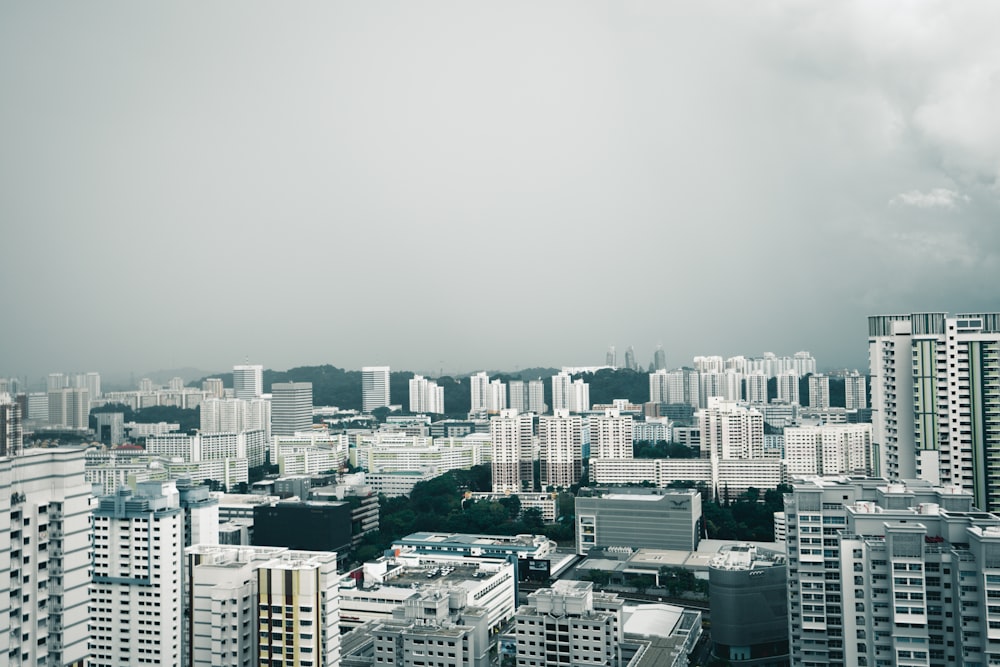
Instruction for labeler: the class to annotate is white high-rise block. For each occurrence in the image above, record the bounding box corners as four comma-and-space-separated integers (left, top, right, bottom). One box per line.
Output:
362, 366, 391, 413
0, 448, 93, 667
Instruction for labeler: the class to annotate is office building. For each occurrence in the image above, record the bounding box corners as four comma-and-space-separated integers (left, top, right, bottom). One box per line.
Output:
589, 408, 633, 459
0, 448, 92, 667
869, 312, 1000, 510
785, 476, 1000, 667
624, 345, 638, 371
47, 387, 90, 429
575, 488, 701, 555
491, 409, 535, 493
654, 346, 667, 371
514, 580, 624, 667
91, 481, 184, 667
408, 374, 444, 414
232, 364, 263, 400
361, 366, 391, 413
271, 382, 313, 437
708, 544, 788, 666
808, 374, 830, 409
539, 410, 582, 489
252, 501, 352, 564
94, 411, 125, 447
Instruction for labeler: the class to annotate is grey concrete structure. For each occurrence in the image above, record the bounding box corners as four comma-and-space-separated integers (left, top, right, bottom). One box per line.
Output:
575, 488, 702, 555
709, 544, 789, 666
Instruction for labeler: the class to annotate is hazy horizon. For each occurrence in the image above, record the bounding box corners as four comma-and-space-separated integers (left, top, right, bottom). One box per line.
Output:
3, 2, 999, 381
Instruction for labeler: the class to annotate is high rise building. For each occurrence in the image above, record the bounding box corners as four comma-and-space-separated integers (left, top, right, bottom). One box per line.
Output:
745, 373, 768, 405
527, 379, 545, 414
200, 397, 247, 433
94, 412, 125, 446
589, 408, 633, 459
201, 378, 224, 399
808, 373, 830, 408
606, 345, 616, 368
775, 370, 800, 405
539, 410, 582, 489
792, 350, 817, 376
84, 372, 102, 399
551, 372, 571, 412
490, 409, 535, 493
783, 423, 873, 476
47, 373, 67, 392
271, 382, 313, 437
232, 364, 263, 400
408, 374, 444, 414
91, 481, 184, 667
785, 477, 1000, 667
508, 381, 527, 414
649, 369, 669, 404
698, 398, 764, 460
666, 368, 700, 408
1, 396, 23, 457
653, 345, 668, 371
47, 387, 90, 429
869, 312, 1000, 510
694, 355, 725, 373
361, 366, 391, 413
514, 580, 624, 667
844, 370, 868, 410
470, 372, 490, 412
0, 447, 93, 667
256, 550, 341, 667
569, 379, 590, 413
624, 345, 637, 371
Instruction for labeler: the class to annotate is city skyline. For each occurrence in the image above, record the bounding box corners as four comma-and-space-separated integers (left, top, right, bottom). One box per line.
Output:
3, 2, 1000, 384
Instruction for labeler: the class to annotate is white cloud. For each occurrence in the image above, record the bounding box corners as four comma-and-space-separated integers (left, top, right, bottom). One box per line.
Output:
890, 188, 968, 209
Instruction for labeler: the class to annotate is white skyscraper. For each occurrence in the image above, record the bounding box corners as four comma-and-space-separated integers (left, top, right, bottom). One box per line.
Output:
47, 386, 90, 428
527, 379, 544, 414
665, 368, 700, 408
409, 374, 445, 414
550, 372, 571, 412
775, 370, 800, 405
698, 398, 764, 460
1, 448, 93, 667
844, 370, 867, 410
649, 369, 669, 404
869, 312, 1000, 510
807, 373, 831, 408
745, 373, 768, 404
539, 410, 582, 489
200, 397, 248, 433
491, 408, 535, 493
783, 423, 873, 476
270, 382, 313, 437
232, 364, 263, 400
589, 408, 633, 459
362, 366, 391, 413
470, 371, 491, 412
91, 481, 184, 667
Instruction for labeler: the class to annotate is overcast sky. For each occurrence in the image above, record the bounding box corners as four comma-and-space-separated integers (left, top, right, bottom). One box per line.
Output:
2, 1, 999, 382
